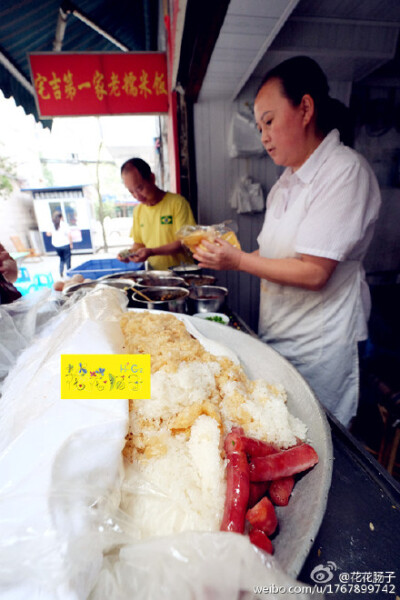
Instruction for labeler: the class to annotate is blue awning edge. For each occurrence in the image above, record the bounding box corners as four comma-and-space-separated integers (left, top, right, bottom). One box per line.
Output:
0, 62, 52, 130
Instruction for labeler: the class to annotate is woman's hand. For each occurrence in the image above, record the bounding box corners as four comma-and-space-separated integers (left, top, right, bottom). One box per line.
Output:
193, 239, 242, 271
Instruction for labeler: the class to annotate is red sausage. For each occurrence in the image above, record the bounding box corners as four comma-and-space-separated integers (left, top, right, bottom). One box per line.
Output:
246, 496, 278, 536
224, 427, 245, 455
249, 443, 319, 482
269, 476, 295, 506
249, 528, 274, 555
220, 451, 250, 533
248, 481, 270, 508
242, 436, 278, 458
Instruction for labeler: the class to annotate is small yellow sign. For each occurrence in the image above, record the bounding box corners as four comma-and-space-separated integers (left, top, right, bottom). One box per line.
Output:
60, 354, 151, 399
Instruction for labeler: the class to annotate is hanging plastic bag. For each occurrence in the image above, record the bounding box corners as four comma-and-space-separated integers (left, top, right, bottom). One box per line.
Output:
230, 176, 265, 214
176, 221, 241, 253
228, 112, 264, 158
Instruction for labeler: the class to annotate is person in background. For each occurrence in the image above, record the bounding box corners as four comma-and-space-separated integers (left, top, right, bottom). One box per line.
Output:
118, 158, 196, 270
194, 56, 381, 428
47, 212, 73, 278
0, 243, 22, 304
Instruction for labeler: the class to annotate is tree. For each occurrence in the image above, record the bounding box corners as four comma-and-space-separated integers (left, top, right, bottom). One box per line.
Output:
0, 152, 17, 200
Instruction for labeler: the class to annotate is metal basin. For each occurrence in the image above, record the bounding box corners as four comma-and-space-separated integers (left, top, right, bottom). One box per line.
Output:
169, 264, 202, 276
99, 270, 147, 281
136, 275, 186, 288
63, 278, 133, 297
182, 274, 216, 286
128, 286, 189, 313
188, 285, 228, 313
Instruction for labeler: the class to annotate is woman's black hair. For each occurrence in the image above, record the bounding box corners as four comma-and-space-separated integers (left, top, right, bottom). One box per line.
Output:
52, 211, 62, 230
120, 157, 152, 180
257, 56, 354, 146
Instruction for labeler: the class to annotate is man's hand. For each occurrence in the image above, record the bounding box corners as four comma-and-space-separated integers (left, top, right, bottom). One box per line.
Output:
193, 239, 242, 271
118, 244, 145, 263
117, 252, 130, 263
130, 247, 152, 262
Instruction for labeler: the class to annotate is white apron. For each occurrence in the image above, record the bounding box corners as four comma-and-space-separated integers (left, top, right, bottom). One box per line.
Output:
258, 186, 366, 427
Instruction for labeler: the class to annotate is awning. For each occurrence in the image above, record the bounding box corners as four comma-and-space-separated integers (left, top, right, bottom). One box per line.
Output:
0, 0, 159, 128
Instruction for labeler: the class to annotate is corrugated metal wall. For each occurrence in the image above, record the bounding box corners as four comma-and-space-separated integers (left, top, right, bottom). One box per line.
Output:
194, 85, 278, 331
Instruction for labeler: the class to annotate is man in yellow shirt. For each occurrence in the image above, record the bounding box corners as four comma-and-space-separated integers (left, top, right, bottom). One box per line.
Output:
118, 158, 196, 270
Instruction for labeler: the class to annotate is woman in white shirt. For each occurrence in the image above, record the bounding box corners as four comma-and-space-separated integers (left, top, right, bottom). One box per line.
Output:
48, 211, 73, 277
194, 56, 381, 427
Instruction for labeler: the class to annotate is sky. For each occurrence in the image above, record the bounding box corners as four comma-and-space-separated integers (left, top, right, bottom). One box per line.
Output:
0, 90, 159, 188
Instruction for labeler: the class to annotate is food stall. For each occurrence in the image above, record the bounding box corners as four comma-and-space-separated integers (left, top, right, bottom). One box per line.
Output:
1, 1, 400, 597
0, 279, 399, 598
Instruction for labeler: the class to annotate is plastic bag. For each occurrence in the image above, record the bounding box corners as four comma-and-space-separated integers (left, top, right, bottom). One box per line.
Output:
0, 287, 129, 599
0, 290, 325, 599
176, 221, 241, 253
0, 288, 63, 397
230, 176, 265, 214
228, 112, 265, 158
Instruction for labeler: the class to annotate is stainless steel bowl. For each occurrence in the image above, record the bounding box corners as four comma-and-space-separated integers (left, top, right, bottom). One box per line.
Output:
182, 274, 216, 286
63, 278, 133, 297
169, 264, 202, 275
129, 286, 189, 313
189, 285, 228, 313
99, 269, 172, 282
99, 270, 147, 281
135, 275, 186, 288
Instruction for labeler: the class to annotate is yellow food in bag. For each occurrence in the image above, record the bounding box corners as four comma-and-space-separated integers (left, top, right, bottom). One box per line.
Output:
221, 231, 241, 249
180, 227, 240, 252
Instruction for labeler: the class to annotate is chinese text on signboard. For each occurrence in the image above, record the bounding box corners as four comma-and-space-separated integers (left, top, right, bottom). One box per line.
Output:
29, 52, 168, 117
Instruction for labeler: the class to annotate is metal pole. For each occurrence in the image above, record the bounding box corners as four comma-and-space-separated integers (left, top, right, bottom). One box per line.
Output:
53, 7, 69, 51
0, 52, 35, 96
62, 1, 130, 52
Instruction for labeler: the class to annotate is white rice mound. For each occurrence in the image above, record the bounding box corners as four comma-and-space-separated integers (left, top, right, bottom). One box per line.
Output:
120, 311, 307, 540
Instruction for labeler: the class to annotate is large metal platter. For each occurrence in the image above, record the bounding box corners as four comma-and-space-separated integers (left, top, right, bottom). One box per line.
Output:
178, 314, 333, 578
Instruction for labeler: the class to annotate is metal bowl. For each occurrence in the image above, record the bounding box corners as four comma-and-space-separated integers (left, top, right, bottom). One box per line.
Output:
99, 269, 172, 282
63, 278, 133, 297
169, 264, 202, 276
181, 274, 216, 286
99, 270, 147, 281
128, 286, 189, 313
188, 285, 228, 313
135, 275, 186, 288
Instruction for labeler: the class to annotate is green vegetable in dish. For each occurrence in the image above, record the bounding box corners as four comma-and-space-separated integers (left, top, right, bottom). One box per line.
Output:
205, 315, 227, 324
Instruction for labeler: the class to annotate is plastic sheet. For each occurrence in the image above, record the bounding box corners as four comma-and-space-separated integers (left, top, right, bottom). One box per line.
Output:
0, 289, 324, 599
0, 288, 63, 397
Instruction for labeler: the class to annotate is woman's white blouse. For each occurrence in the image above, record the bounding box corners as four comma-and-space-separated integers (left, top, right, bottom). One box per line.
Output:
262, 129, 381, 263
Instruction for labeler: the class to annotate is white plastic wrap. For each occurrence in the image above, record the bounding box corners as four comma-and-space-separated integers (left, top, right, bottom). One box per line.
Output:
230, 176, 265, 214
228, 112, 265, 158
0, 289, 325, 599
0, 288, 62, 396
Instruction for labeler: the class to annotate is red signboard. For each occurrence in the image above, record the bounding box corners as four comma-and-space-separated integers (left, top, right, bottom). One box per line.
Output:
29, 52, 168, 117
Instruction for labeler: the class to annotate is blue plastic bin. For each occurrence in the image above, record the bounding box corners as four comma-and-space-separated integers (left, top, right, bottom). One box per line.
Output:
66, 259, 144, 280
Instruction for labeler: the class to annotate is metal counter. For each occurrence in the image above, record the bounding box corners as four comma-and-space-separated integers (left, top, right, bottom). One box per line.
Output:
299, 416, 400, 597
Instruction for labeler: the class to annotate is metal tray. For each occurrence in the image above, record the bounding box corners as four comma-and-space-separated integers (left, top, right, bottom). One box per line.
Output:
186, 315, 333, 578
129, 309, 333, 578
